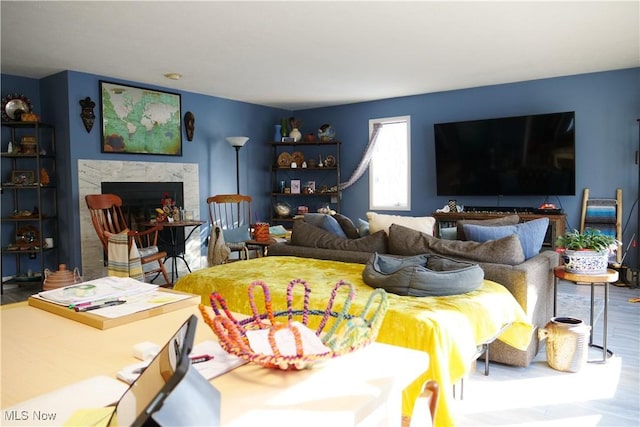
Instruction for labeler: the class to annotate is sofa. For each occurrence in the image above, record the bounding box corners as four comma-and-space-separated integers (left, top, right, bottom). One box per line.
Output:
267, 213, 560, 368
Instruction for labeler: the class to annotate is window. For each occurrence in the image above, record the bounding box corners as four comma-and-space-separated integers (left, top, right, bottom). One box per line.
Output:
369, 116, 411, 211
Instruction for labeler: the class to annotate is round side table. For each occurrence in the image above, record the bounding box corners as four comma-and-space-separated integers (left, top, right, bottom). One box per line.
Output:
553, 266, 619, 363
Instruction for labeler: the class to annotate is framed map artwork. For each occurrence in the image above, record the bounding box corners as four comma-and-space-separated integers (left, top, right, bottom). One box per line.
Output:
100, 81, 182, 156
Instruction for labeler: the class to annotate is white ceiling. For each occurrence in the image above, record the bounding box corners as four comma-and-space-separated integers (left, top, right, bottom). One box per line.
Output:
1, 1, 639, 110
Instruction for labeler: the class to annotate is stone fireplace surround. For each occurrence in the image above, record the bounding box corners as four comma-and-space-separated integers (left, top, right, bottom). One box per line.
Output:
78, 160, 202, 281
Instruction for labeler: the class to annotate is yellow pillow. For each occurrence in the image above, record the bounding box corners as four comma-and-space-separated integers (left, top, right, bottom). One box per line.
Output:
366, 212, 435, 236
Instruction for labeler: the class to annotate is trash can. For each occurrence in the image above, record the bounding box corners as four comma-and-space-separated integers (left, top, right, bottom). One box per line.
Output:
538, 317, 591, 372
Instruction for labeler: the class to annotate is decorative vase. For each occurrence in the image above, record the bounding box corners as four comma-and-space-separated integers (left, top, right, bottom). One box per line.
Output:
273, 124, 282, 142
562, 249, 609, 274
43, 264, 82, 290
538, 317, 590, 372
280, 117, 289, 137
289, 128, 302, 142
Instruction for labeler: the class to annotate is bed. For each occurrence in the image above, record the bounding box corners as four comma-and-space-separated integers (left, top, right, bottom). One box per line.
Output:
174, 256, 533, 426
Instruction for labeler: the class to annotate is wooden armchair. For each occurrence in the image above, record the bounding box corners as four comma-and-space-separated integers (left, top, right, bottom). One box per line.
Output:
85, 194, 171, 285
206, 194, 254, 261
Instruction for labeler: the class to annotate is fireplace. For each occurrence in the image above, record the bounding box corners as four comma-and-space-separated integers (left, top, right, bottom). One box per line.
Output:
79, 160, 202, 281
101, 181, 185, 256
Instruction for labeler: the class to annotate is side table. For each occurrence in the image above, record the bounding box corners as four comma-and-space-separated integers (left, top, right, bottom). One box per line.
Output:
244, 238, 277, 257
141, 220, 205, 283
553, 266, 619, 363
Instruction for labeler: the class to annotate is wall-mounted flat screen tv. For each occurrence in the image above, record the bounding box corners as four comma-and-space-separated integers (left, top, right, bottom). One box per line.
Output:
434, 111, 575, 196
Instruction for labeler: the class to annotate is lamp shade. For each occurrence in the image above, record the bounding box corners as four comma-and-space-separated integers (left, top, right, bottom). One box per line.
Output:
226, 136, 249, 147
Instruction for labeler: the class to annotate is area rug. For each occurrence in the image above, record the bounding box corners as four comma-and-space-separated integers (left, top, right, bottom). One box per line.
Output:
555, 293, 604, 326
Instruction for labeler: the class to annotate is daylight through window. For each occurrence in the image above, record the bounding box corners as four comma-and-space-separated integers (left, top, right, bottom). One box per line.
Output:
369, 116, 411, 210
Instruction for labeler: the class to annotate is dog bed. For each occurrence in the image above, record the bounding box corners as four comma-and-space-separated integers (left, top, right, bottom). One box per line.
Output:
362, 252, 484, 296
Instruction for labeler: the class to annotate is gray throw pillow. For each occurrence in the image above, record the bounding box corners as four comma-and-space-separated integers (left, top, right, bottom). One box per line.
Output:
290, 220, 388, 253
388, 223, 525, 265
332, 213, 360, 239
456, 215, 520, 240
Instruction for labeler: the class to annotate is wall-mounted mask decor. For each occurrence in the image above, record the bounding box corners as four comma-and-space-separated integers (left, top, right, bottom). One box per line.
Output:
184, 111, 195, 141
79, 97, 96, 133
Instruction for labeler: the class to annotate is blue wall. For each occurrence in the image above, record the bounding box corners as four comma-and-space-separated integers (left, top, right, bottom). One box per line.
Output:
2, 71, 289, 273
2, 67, 639, 273
297, 68, 640, 266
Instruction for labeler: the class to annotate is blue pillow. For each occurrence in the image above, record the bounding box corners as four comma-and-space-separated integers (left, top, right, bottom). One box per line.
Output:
462, 218, 549, 260
357, 218, 370, 237
303, 213, 347, 238
222, 225, 251, 243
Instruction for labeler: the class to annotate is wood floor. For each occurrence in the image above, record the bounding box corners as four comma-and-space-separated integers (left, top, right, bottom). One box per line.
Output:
454, 280, 640, 426
2, 277, 639, 426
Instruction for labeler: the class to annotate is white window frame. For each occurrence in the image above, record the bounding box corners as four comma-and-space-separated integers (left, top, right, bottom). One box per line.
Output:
369, 115, 411, 211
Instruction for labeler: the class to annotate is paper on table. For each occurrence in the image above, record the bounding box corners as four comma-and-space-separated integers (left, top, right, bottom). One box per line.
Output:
190, 340, 248, 380
37, 277, 157, 306
89, 290, 193, 318
246, 321, 331, 356
116, 340, 247, 385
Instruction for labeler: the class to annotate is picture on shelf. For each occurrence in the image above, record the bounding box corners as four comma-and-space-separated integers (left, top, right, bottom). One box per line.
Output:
281, 137, 295, 143
291, 180, 301, 194
11, 170, 35, 185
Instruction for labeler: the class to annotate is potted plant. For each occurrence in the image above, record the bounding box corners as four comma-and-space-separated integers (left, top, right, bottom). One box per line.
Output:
555, 228, 618, 274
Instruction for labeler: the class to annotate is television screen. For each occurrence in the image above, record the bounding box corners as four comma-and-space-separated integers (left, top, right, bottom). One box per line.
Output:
434, 112, 575, 196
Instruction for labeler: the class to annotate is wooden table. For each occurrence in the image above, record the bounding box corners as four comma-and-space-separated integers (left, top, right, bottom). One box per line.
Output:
245, 238, 277, 256
141, 220, 205, 283
0, 302, 429, 426
553, 266, 619, 363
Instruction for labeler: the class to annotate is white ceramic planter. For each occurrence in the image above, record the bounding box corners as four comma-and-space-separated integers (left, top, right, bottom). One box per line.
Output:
562, 249, 608, 274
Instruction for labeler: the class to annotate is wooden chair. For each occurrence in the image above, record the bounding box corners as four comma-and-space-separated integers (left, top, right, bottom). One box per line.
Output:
206, 194, 254, 261
85, 194, 171, 285
580, 188, 623, 266
407, 379, 439, 427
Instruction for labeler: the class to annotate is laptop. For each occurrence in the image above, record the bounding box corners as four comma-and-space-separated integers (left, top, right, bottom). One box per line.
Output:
107, 314, 221, 426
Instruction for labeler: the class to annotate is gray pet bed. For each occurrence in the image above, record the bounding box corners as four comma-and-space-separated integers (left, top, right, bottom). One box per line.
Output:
362, 252, 484, 297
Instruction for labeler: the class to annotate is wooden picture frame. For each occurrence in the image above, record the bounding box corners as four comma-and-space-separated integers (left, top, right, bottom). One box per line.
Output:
100, 81, 182, 156
291, 179, 301, 194
11, 170, 35, 185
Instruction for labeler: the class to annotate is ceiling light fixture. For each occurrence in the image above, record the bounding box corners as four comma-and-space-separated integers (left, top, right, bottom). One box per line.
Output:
164, 73, 182, 80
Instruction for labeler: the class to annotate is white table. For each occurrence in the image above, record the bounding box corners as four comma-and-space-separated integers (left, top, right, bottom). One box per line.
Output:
0, 302, 429, 426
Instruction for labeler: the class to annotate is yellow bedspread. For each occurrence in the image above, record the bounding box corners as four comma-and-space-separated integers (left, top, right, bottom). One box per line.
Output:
175, 256, 532, 426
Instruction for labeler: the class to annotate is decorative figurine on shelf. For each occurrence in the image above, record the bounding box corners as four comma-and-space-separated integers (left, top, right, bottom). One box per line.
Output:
40, 168, 50, 186
318, 124, 336, 142
79, 97, 96, 133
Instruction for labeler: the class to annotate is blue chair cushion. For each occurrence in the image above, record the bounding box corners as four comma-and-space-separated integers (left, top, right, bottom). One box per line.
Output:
222, 225, 251, 243
462, 217, 549, 260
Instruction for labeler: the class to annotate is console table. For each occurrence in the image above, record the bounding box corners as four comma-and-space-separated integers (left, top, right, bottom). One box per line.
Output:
433, 211, 566, 249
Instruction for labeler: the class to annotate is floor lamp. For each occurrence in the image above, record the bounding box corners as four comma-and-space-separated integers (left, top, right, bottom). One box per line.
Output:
226, 137, 249, 194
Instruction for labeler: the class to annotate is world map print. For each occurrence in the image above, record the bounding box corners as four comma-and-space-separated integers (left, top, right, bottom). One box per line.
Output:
101, 82, 181, 155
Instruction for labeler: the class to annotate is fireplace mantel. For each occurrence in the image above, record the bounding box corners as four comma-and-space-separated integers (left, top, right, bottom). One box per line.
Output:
78, 160, 202, 281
